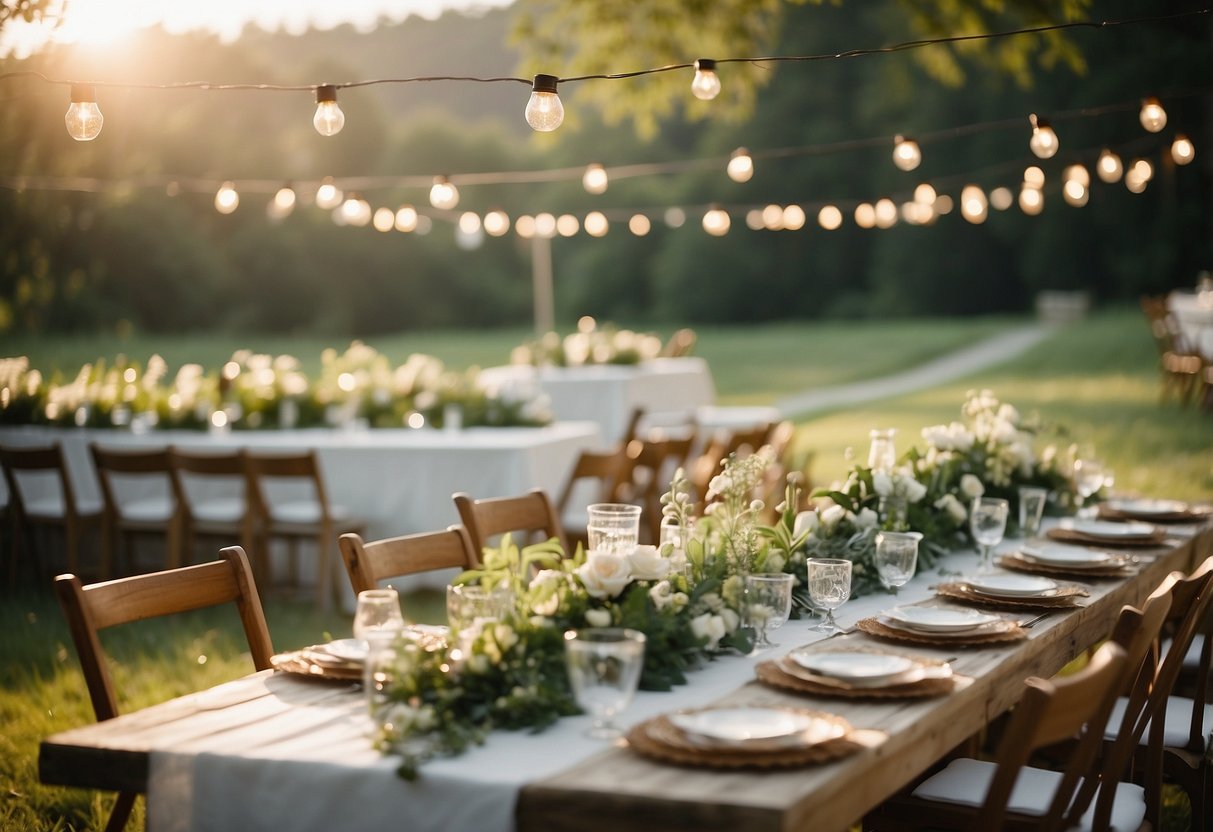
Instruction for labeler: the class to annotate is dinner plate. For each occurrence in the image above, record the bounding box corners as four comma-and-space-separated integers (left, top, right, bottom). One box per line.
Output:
966, 574, 1059, 598
1019, 544, 1114, 568
883, 606, 1000, 633
668, 707, 845, 748
1105, 498, 1188, 516
1060, 519, 1157, 538
789, 652, 916, 687
323, 638, 369, 663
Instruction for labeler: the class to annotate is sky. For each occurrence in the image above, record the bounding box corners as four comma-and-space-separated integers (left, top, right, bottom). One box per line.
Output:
1, 0, 512, 57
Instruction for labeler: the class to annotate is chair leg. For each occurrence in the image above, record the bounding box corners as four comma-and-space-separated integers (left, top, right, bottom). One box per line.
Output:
315, 529, 333, 612
104, 790, 137, 832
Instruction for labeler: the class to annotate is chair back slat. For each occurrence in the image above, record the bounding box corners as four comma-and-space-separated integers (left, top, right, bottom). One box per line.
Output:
1, 443, 79, 514
453, 489, 568, 557
339, 527, 477, 596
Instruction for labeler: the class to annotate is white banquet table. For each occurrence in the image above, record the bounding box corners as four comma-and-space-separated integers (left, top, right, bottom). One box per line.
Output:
38, 525, 1209, 832
1168, 290, 1213, 358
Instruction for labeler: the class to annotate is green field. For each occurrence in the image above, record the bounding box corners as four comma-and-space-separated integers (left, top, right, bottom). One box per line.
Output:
2, 308, 1210, 830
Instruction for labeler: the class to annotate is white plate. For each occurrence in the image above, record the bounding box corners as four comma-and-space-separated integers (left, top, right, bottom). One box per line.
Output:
1061, 519, 1157, 538
323, 638, 369, 663
790, 652, 916, 687
668, 707, 844, 748
1019, 544, 1114, 568
1105, 498, 1188, 516
966, 574, 1059, 598
883, 606, 1001, 633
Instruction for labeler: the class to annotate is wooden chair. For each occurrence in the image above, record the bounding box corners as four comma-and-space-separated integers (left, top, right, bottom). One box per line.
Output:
556, 447, 631, 550
53, 545, 273, 832
338, 526, 478, 596
243, 450, 366, 610
453, 489, 569, 559
688, 422, 774, 501
1, 443, 103, 580
865, 640, 1141, 832
90, 444, 183, 575
1102, 555, 1213, 830
1141, 296, 1204, 406
615, 434, 697, 543
660, 328, 697, 358
167, 447, 255, 569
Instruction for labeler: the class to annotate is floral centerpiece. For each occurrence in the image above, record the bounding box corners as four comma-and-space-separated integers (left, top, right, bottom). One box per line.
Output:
510, 317, 666, 367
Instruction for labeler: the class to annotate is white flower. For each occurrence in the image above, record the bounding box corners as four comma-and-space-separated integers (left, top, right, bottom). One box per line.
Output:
584, 608, 612, 627
872, 471, 893, 497
935, 493, 968, 525
690, 613, 727, 649
627, 545, 670, 581
492, 623, 518, 652
765, 552, 787, 573
720, 607, 740, 633
648, 580, 674, 610
821, 504, 847, 529
576, 551, 633, 599
721, 574, 743, 608
960, 474, 985, 499
528, 569, 566, 616
793, 510, 820, 537
854, 507, 879, 529
670, 592, 690, 612
706, 473, 732, 500
903, 477, 928, 503
699, 591, 723, 612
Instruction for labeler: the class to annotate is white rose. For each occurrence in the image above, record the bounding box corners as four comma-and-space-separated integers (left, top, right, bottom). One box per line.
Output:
576, 551, 633, 599
872, 471, 893, 497
960, 474, 985, 499
794, 510, 820, 537
690, 613, 727, 649
584, 608, 612, 627
492, 623, 518, 652
920, 424, 949, 449
903, 477, 928, 504
648, 580, 673, 610
627, 545, 671, 581
998, 403, 1020, 425
821, 504, 847, 529
855, 507, 879, 529
935, 493, 967, 525
528, 569, 565, 616
720, 607, 740, 633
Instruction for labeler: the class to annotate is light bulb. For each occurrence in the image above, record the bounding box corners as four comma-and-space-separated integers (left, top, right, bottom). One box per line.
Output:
266, 185, 296, 221
1063, 180, 1089, 207
854, 203, 876, 229
429, 176, 459, 210
1139, 97, 1166, 133
1023, 166, 1045, 188
874, 198, 898, 228
989, 187, 1013, 211
524, 74, 563, 132
1019, 186, 1044, 215
702, 206, 731, 236
663, 207, 686, 228
483, 210, 510, 237
459, 212, 482, 235
1172, 134, 1196, 166
214, 182, 239, 214
582, 163, 608, 194
1130, 158, 1154, 183
914, 184, 937, 205
762, 204, 783, 231
65, 84, 103, 141
628, 214, 651, 236
691, 58, 721, 101
395, 205, 418, 232
535, 212, 557, 238
556, 214, 580, 236
782, 204, 806, 231
892, 135, 921, 171
727, 147, 753, 183
745, 210, 765, 231
584, 211, 609, 237
960, 185, 988, 224
373, 207, 395, 232
1063, 164, 1090, 187
315, 177, 343, 210
1028, 114, 1058, 159
1096, 149, 1123, 183
341, 194, 371, 226
818, 205, 843, 230
313, 85, 345, 137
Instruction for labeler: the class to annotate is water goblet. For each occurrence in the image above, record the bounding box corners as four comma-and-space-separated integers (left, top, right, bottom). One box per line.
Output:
354, 588, 405, 709
586, 503, 642, 555
1072, 458, 1105, 515
564, 628, 646, 739
874, 531, 920, 595
970, 497, 1009, 571
807, 558, 852, 635
1017, 486, 1049, 539
742, 573, 794, 652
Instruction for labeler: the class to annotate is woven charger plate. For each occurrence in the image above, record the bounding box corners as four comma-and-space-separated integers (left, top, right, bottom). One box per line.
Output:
998, 552, 1134, 579
755, 658, 955, 699
626, 710, 876, 770
271, 650, 362, 681
1098, 506, 1205, 525
934, 581, 1086, 611
1046, 527, 1166, 548
855, 616, 1026, 647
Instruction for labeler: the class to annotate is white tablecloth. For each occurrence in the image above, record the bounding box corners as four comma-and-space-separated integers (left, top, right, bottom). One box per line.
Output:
478, 358, 718, 443
0, 423, 602, 593
1168, 290, 1213, 358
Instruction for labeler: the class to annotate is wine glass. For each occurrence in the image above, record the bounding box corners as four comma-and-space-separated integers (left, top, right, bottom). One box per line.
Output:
874, 531, 920, 594
970, 497, 1009, 571
1073, 458, 1105, 515
742, 573, 794, 652
586, 503, 642, 555
564, 628, 646, 739
807, 558, 852, 635
354, 588, 405, 709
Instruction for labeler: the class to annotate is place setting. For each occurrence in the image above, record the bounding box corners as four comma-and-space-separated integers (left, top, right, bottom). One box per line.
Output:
756, 646, 957, 699
932, 572, 1089, 611
1046, 517, 1168, 548
855, 603, 1029, 647
997, 541, 1136, 579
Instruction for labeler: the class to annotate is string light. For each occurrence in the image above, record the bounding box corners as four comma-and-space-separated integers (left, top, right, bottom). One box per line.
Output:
1062, 179, 1089, 207
266, 185, 296, 220
892, 135, 922, 171
394, 204, 418, 232
726, 148, 754, 183
690, 59, 721, 101
935, 195, 954, 215
782, 204, 806, 230
339, 194, 371, 226
514, 214, 536, 238
1171, 134, 1196, 165
64, 83, 103, 141
960, 185, 988, 224
1023, 165, 1045, 188
1019, 184, 1044, 215
1028, 114, 1059, 159
628, 214, 651, 236
1138, 96, 1167, 132
584, 211, 609, 237
914, 184, 936, 205
1096, 149, 1123, 182
313, 85, 345, 137
459, 212, 482, 234
372, 207, 395, 232
214, 181, 239, 214
702, 206, 731, 236
315, 177, 343, 210
1124, 158, 1153, 193
524, 74, 564, 132
762, 204, 783, 230
429, 176, 459, 210
745, 210, 765, 231
663, 207, 686, 228
582, 163, 609, 194
854, 203, 876, 229
989, 186, 1013, 210
483, 209, 510, 236
557, 214, 580, 236
874, 198, 898, 228
534, 212, 557, 237
1063, 164, 1090, 187
818, 205, 843, 230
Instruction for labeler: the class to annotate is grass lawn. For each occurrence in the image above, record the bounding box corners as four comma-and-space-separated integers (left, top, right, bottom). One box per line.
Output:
2, 307, 1209, 830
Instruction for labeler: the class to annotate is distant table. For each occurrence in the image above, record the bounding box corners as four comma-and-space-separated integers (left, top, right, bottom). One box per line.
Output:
478, 358, 718, 443
1168, 290, 1213, 358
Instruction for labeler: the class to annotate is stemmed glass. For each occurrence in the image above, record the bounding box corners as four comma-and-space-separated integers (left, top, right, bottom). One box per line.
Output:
1072, 458, 1105, 516
970, 497, 1009, 571
564, 628, 646, 739
807, 558, 852, 635
354, 589, 405, 711
742, 573, 794, 651
874, 531, 920, 595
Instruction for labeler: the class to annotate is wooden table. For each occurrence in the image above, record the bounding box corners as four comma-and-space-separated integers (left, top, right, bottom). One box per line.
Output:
40, 529, 1209, 832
